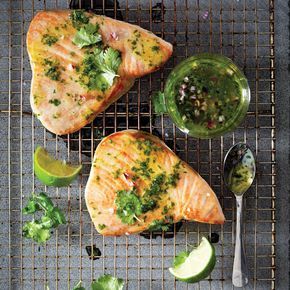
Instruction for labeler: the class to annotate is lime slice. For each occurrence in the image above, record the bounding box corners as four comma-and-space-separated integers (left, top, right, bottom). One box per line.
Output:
34, 146, 82, 187
169, 237, 216, 283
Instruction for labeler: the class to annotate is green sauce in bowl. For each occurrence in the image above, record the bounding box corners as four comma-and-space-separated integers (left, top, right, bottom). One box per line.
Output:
164, 53, 250, 139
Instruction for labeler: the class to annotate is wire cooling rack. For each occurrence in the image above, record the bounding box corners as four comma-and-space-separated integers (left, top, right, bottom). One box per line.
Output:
0, 0, 275, 289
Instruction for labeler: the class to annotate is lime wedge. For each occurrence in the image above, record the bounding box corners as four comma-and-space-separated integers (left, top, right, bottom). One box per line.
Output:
169, 237, 216, 283
34, 146, 82, 187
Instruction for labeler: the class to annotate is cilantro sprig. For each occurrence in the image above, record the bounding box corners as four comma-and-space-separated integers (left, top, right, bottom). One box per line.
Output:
72, 274, 124, 290
79, 47, 121, 92
91, 274, 124, 290
70, 10, 122, 92
115, 188, 142, 225
22, 192, 66, 243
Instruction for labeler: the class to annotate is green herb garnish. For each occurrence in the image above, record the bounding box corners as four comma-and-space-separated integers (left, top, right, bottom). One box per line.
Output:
152, 91, 167, 115
131, 158, 154, 179
151, 45, 160, 52
73, 274, 124, 290
113, 169, 121, 179
135, 139, 161, 156
78, 47, 121, 92
72, 23, 102, 48
43, 59, 61, 81
91, 274, 124, 290
148, 219, 172, 232
140, 173, 166, 213
48, 98, 61, 106
115, 188, 142, 225
42, 34, 58, 46
70, 10, 89, 29
166, 161, 182, 187
98, 224, 106, 230
22, 192, 66, 243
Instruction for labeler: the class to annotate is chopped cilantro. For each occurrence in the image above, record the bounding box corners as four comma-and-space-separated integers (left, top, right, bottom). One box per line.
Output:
42, 34, 58, 46
43, 59, 61, 81
115, 188, 142, 225
141, 173, 166, 213
135, 139, 161, 156
72, 23, 102, 48
98, 224, 106, 230
48, 98, 61, 106
151, 45, 160, 52
166, 161, 182, 187
148, 219, 172, 232
162, 205, 169, 215
131, 158, 154, 179
113, 169, 121, 179
78, 47, 121, 92
70, 10, 89, 29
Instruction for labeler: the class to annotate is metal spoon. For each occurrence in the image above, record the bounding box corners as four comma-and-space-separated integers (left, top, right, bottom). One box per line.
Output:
223, 143, 256, 288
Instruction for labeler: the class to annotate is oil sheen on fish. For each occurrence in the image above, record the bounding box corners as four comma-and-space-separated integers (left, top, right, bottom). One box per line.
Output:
85, 130, 225, 236
27, 10, 173, 135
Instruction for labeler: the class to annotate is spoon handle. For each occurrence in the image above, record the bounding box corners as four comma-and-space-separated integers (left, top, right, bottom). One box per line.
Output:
232, 195, 249, 287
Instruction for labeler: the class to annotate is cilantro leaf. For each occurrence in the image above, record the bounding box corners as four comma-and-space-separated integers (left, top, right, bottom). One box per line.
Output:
45, 207, 67, 227
148, 219, 171, 232
91, 274, 124, 290
23, 197, 40, 214
79, 47, 121, 92
32, 192, 54, 212
173, 251, 189, 267
22, 220, 51, 243
152, 91, 167, 115
73, 23, 102, 48
115, 188, 142, 225
22, 192, 66, 244
70, 10, 89, 29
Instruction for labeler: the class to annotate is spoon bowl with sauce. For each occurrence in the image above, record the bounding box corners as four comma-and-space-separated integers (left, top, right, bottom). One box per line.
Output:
223, 143, 256, 288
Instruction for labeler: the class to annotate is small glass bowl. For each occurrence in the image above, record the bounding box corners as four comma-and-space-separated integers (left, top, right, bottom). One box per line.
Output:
158, 53, 250, 139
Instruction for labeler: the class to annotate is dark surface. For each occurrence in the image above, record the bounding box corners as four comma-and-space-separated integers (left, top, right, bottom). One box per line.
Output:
275, 1, 290, 289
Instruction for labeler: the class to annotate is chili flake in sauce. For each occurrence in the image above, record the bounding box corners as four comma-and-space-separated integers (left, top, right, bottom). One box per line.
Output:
175, 64, 242, 130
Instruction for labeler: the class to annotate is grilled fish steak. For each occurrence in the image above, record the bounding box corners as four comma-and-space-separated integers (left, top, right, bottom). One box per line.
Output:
85, 130, 225, 236
27, 10, 173, 135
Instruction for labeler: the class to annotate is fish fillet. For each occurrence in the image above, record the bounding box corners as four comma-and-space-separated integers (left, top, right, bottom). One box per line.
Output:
85, 130, 225, 236
27, 10, 173, 135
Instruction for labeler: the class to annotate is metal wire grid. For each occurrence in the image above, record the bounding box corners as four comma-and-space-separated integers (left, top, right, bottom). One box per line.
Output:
0, 0, 275, 289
